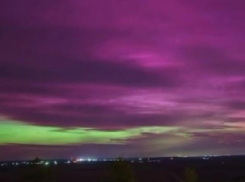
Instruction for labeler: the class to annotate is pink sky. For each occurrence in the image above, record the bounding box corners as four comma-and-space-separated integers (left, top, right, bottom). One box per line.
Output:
0, 0, 245, 160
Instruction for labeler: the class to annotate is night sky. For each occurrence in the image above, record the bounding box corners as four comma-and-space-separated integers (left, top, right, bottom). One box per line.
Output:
0, 0, 245, 160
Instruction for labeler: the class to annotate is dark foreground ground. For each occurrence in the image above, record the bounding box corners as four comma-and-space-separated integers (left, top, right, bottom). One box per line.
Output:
1, 156, 245, 182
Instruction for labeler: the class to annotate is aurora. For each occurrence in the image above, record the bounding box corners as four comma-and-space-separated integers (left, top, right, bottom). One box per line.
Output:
1, 0, 245, 160
0, 120, 178, 145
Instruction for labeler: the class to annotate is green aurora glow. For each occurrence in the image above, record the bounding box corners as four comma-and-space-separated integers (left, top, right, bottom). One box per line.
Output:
0, 120, 177, 145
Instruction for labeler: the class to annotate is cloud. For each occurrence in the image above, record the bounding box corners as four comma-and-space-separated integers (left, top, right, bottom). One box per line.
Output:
227, 100, 245, 110
0, 58, 179, 89
179, 46, 245, 76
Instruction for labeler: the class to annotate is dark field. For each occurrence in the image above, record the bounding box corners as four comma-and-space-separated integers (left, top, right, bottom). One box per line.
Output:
1, 157, 245, 182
